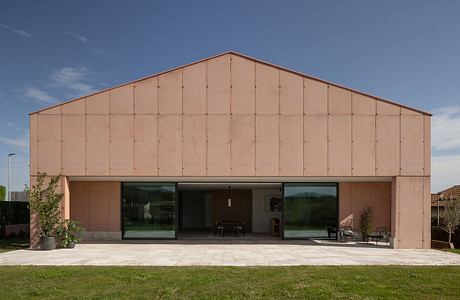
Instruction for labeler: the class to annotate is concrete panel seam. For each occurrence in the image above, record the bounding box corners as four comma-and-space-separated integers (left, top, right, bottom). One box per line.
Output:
205, 61, 208, 176
108, 92, 111, 175
181, 69, 184, 176
229, 55, 233, 173
351, 94, 354, 176
326, 85, 330, 175
398, 107, 401, 176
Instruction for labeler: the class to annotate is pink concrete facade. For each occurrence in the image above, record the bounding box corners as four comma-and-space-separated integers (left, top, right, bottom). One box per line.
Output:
29, 52, 431, 248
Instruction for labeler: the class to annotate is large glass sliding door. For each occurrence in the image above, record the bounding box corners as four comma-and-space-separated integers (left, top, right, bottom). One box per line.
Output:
283, 183, 338, 239
122, 183, 176, 239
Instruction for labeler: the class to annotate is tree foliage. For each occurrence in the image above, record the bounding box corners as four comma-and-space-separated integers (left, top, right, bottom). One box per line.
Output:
27, 172, 63, 237
0, 185, 5, 201
440, 200, 460, 244
360, 207, 374, 240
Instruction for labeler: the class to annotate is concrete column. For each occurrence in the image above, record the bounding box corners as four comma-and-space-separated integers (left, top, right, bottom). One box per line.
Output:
61, 176, 70, 220
391, 176, 431, 249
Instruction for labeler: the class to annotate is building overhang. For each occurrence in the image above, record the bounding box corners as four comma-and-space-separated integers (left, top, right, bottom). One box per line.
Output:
69, 176, 393, 183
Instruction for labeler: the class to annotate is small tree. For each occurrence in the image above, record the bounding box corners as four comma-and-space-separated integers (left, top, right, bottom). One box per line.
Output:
27, 172, 63, 238
440, 200, 460, 245
0, 185, 5, 201
360, 207, 373, 241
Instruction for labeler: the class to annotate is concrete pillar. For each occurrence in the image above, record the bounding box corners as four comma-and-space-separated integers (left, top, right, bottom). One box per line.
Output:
61, 176, 70, 220
391, 176, 431, 249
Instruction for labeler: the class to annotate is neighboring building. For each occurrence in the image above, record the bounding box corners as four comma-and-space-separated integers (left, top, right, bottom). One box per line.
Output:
10, 191, 29, 202
431, 185, 460, 203
29, 52, 431, 249
431, 185, 460, 224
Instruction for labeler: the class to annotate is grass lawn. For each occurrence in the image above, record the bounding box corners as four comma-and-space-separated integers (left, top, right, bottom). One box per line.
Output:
0, 236, 29, 253
443, 248, 460, 254
0, 266, 459, 299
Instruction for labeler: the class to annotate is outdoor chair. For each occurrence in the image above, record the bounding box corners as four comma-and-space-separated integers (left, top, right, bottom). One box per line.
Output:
235, 221, 245, 237
327, 227, 337, 239
214, 222, 225, 237
368, 227, 389, 245
340, 226, 359, 242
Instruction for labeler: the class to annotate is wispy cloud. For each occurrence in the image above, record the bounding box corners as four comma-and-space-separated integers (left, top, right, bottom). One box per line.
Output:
0, 136, 28, 153
430, 104, 460, 192
432, 105, 460, 151
24, 87, 57, 104
65, 31, 88, 43
432, 154, 460, 193
51, 66, 95, 96
0, 23, 32, 38
91, 48, 110, 58
5, 121, 22, 131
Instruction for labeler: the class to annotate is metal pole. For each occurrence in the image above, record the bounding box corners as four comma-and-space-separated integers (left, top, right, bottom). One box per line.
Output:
438, 194, 444, 227
7, 155, 10, 202
7, 153, 15, 202
437, 198, 440, 226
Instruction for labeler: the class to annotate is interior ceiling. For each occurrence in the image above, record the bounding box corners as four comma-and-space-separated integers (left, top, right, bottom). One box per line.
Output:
177, 182, 282, 191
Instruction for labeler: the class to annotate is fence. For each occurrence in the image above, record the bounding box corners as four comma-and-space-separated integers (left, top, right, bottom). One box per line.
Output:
0, 201, 29, 225
432, 226, 460, 248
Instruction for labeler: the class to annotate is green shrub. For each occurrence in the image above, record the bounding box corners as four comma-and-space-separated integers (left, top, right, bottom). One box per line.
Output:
360, 207, 373, 241
0, 186, 5, 201
27, 172, 63, 238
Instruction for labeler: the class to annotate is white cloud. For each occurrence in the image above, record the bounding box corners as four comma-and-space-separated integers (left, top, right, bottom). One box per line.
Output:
431, 105, 460, 192
91, 48, 110, 58
51, 66, 95, 96
0, 23, 32, 38
23, 66, 96, 105
432, 154, 460, 193
5, 121, 22, 131
432, 105, 460, 151
0, 136, 28, 153
65, 31, 88, 43
0, 153, 29, 190
24, 87, 57, 104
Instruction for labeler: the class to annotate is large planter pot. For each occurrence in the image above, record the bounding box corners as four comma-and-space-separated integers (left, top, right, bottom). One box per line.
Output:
66, 241, 76, 249
40, 236, 56, 250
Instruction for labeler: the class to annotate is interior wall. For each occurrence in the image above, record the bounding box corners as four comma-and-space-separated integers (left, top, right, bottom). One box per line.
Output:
252, 189, 282, 233
211, 189, 252, 232
180, 192, 208, 229
339, 182, 391, 230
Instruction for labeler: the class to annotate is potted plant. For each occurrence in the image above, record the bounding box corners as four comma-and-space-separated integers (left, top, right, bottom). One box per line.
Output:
56, 219, 84, 248
360, 207, 373, 242
27, 172, 63, 250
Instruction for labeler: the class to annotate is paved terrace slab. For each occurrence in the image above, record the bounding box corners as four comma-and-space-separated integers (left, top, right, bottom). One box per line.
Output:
1, 242, 460, 266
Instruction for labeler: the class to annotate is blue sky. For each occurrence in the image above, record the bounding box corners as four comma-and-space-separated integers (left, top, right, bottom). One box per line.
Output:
1, 1, 459, 192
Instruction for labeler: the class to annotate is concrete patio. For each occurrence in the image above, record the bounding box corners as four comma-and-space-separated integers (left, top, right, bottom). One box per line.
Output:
1, 242, 460, 266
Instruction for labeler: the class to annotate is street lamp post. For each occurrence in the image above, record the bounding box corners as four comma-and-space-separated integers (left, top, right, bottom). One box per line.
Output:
7, 153, 15, 202
438, 194, 443, 226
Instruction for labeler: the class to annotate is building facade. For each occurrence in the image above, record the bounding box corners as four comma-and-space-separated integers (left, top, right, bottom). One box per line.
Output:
431, 185, 460, 224
29, 52, 431, 248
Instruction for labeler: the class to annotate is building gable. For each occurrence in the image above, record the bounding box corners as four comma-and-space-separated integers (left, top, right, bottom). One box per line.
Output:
30, 52, 431, 178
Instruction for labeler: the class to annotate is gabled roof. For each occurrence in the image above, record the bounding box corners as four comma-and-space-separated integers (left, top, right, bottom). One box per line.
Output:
30, 51, 432, 116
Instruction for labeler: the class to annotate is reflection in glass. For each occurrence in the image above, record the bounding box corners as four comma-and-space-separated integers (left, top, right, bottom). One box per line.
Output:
122, 183, 176, 239
283, 183, 338, 238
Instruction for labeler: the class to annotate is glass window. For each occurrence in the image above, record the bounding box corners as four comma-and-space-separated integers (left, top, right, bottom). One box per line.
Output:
122, 183, 176, 239
283, 183, 337, 238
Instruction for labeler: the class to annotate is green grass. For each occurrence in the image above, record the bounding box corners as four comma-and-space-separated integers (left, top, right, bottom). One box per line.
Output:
0, 266, 459, 299
443, 248, 460, 254
0, 236, 29, 253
